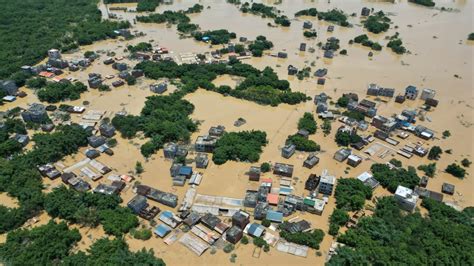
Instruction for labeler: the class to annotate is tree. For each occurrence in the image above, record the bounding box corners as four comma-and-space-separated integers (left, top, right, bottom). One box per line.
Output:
461, 158, 472, 168
0, 221, 81, 265
280, 229, 325, 249
286, 134, 320, 152
442, 130, 451, 138
335, 131, 361, 146
63, 238, 166, 265
37, 81, 88, 103
418, 163, 436, 177
389, 158, 402, 168
261, 219, 271, 227
337, 96, 349, 107
297, 112, 317, 134
329, 209, 350, 236
260, 162, 271, 172
445, 163, 466, 179
135, 161, 144, 174
223, 244, 234, 253
334, 178, 372, 211
131, 228, 152, 240
371, 164, 420, 193
428, 146, 443, 160
322, 119, 332, 136
212, 131, 267, 165
469, 33, 474, 41
241, 236, 249, 244
99, 207, 138, 236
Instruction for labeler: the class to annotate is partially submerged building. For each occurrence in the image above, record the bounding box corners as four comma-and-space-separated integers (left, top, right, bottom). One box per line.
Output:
395, 185, 419, 212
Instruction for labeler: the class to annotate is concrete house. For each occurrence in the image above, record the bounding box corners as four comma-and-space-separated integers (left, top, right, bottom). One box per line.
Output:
303, 21, 313, 29
314, 92, 328, 104
319, 174, 336, 195
288, 65, 298, 75
248, 166, 261, 181
361, 7, 371, 16
395, 185, 419, 212
195, 135, 217, 152
232, 210, 250, 229
405, 85, 418, 100
420, 88, 436, 100
303, 154, 319, 169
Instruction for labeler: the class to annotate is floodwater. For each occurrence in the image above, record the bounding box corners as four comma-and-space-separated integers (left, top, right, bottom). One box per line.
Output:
1, 0, 473, 265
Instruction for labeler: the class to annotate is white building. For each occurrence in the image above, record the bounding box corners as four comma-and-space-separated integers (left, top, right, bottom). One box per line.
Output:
420, 88, 436, 100
319, 175, 336, 195
394, 185, 419, 212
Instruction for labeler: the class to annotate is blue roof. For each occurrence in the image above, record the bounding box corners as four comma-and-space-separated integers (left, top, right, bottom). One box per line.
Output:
266, 210, 283, 223
179, 166, 192, 176
154, 224, 172, 238
202, 36, 210, 41
248, 223, 264, 237
160, 210, 173, 219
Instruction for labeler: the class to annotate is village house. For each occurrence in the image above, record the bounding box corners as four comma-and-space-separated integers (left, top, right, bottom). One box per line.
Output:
244, 190, 258, 208
395, 185, 419, 212
300, 43, 307, 51
361, 7, 371, 16
314, 68, 328, 78
282, 144, 296, 159
0, 80, 18, 96
127, 195, 148, 214
347, 154, 363, 167
303, 154, 319, 169
99, 124, 115, 138
150, 83, 167, 94
226, 226, 243, 244
266, 210, 284, 223
21, 103, 48, 123
303, 21, 313, 29
334, 148, 352, 162
254, 202, 269, 220
441, 183, 455, 195
371, 115, 398, 133
232, 210, 250, 229
278, 52, 288, 58
273, 163, 294, 177
287, 65, 298, 75
88, 135, 106, 148
195, 153, 209, 169
395, 94, 406, 103
305, 174, 320, 191
366, 84, 395, 98
316, 102, 328, 114
208, 125, 225, 137
248, 166, 261, 181
245, 223, 265, 238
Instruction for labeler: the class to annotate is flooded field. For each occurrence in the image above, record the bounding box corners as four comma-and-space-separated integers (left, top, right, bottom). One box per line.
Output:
0, 0, 472, 265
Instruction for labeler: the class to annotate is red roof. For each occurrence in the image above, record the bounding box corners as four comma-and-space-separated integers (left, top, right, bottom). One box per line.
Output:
267, 194, 279, 205
39, 71, 54, 78
261, 178, 272, 183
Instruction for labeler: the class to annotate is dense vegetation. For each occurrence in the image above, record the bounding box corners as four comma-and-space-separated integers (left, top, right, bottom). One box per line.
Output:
387, 33, 407, 54
0, 119, 27, 158
295, 8, 318, 17
127, 42, 152, 53
136, 0, 161, 12
363, 11, 391, 34
212, 131, 267, 165
286, 134, 320, 152
328, 197, 474, 265
469, 33, 474, 41
135, 60, 308, 106
280, 229, 325, 249
298, 112, 317, 134
0, 0, 130, 79
112, 93, 197, 157
409, 0, 436, 7
193, 29, 237, 44
240, 2, 291, 27
328, 208, 350, 236
0, 221, 81, 265
371, 164, 420, 192
445, 163, 466, 178
428, 145, 443, 160
334, 178, 372, 211
248, 36, 274, 57
303, 31, 318, 38
64, 238, 165, 265
37, 81, 88, 103
0, 125, 90, 233
342, 110, 365, 121
353, 34, 383, 51
335, 130, 362, 146
136, 5, 203, 34
317, 9, 350, 27
418, 163, 436, 177
45, 186, 138, 236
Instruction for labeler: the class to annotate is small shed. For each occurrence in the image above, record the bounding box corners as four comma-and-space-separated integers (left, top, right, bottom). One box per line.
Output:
154, 224, 172, 238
